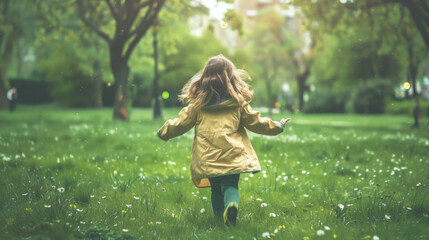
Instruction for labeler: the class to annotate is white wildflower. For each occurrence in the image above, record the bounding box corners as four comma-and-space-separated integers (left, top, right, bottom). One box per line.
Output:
316, 230, 325, 236
262, 232, 271, 238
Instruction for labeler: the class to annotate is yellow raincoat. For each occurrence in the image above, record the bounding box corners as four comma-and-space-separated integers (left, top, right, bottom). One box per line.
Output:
158, 99, 284, 188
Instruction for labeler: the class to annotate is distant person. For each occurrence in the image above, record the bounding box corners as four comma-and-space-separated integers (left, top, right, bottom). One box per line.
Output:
6, 87, 18, 112
411, 99, 420, 129
157, 55, 291, 226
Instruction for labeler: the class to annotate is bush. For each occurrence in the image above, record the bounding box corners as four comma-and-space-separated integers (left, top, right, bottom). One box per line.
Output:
304, 89, 349, 113
50, 72, 94, 108
385, 99, 429, 117
9, 78, 52, 104
38, 47, 94, 108
346, 80, 392, 114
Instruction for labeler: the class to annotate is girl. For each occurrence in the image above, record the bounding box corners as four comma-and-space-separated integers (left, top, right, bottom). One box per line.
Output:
157, 55, 291, 226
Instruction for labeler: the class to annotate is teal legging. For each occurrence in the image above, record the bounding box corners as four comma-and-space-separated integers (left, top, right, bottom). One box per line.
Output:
208, 174, 240, 219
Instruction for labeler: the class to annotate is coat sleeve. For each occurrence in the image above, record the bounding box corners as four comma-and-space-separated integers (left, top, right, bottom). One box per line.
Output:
158, 106, 197, 141
240, 102, 284, 136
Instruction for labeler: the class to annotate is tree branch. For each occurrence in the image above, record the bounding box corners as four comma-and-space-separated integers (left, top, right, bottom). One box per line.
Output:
121, 0, 150, 37
114, 0, 124, 22
417, 0, 429, 15
124, 0, 165, 61
407, 3, 429, 48
139, 1, 152, 9
105, 0, 119, 21
126, 0, 156, 38
76, 0, 111, 44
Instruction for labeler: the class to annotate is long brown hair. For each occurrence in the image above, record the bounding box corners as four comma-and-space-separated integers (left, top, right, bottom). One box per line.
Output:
179, 55, 253, 110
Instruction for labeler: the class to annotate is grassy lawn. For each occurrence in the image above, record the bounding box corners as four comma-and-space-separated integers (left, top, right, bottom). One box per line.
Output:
1, 105, 428, 239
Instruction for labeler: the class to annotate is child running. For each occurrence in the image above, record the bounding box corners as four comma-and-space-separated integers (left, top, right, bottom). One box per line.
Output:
157, 55, 291, 226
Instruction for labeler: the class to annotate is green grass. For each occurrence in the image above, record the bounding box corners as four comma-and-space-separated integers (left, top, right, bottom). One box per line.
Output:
1, 105, 429, 240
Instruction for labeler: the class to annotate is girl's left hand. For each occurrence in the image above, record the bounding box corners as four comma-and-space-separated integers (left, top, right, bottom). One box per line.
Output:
280, 118, 291, 125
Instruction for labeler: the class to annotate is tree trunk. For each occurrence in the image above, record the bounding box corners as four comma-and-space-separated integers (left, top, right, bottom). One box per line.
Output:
110, 45, 130, 120
112, 63, 129, 120
153, 25, 162, 119
92, 60, 103, 108
0, 31, 14, 110
403, 25, 418, 98
16, 39, 23, 76
405, 2, 429, 50
297, 67, 311, 112
0, 66, 9, 109
407, 44, 418, 98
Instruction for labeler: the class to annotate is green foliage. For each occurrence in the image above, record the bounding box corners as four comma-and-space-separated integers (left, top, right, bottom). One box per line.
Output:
0, 0, 39, 97
248, 9, 298, 108
1, 107, 429, 239
311, 32, 403, 89
346, 80, 393, 114
38, 47, 93, 107
224, 9, 243, 35
386, 99, 429, 116
158, 27, 230, 106
304, 89, 349, 113
297, 0, 428, 103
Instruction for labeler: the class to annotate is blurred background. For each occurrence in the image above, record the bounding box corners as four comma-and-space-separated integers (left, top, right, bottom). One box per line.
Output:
1, 0, 428, 120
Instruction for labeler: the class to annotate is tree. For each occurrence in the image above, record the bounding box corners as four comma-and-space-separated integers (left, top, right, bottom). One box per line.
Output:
36, 0, 112, 108
292, 0, 429, 48
248, 9, 301, 115
0, 0, 37, 109
158, 24, 231, 107
77, 0, 166, 120
293, 0, 428, 99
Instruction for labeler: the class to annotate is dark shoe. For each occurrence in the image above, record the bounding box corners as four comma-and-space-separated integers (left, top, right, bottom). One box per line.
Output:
223, 202, 238, 226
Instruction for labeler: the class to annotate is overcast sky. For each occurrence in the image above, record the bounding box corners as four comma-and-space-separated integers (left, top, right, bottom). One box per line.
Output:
200, 0, 233, 21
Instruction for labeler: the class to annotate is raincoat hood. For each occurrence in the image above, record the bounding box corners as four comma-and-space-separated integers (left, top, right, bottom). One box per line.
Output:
203, 98, 240, 110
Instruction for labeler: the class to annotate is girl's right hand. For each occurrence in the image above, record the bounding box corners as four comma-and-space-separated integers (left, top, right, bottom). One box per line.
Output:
280, 118, 291, 125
